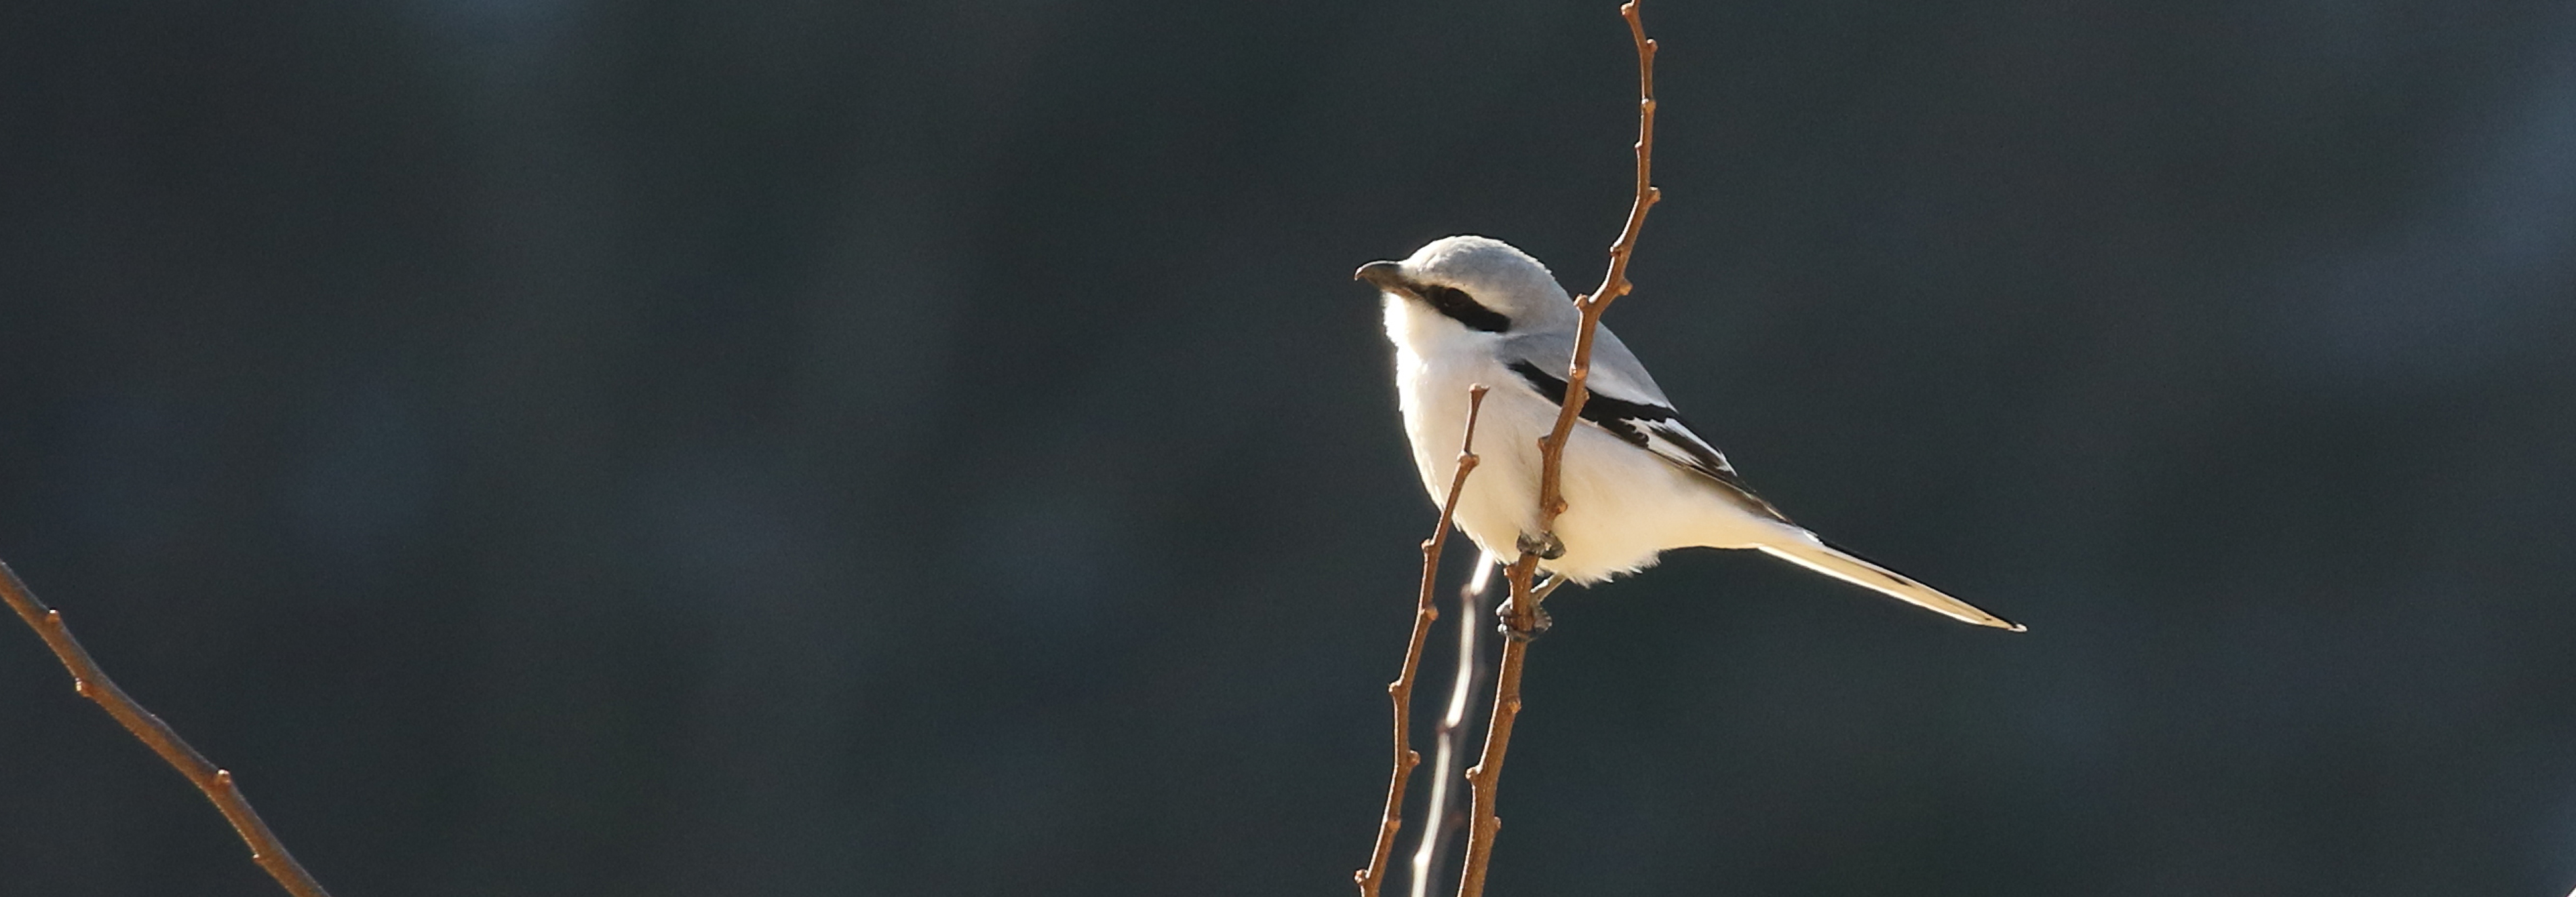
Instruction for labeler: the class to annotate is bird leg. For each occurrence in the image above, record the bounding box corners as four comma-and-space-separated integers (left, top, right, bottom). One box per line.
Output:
1530, 574, 1568, 603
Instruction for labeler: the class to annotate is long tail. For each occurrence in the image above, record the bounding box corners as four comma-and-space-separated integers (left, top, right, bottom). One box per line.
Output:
1753, 530, 2024, 631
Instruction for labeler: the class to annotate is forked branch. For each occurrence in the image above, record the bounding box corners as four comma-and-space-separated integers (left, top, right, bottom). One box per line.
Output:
0, 559, 336, 897
1356, 384, 1493, 897
1455, 4, 1660, 896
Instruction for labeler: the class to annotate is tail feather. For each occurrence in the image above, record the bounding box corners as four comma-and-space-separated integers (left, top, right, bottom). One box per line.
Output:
1754, 532, 2023, 631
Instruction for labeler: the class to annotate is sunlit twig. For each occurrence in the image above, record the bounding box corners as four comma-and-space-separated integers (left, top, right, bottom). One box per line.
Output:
1356, 385, 1493, 897
1454, 3, 1660, 895
1406, 554, 1496, 897
0, 559, 336, 897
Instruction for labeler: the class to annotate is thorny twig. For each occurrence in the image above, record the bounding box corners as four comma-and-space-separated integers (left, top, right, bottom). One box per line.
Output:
1356, 385, 1493, 897
1407, 555, 1496, 897
0, 559, 336, 897
1456, 3, 1659, 896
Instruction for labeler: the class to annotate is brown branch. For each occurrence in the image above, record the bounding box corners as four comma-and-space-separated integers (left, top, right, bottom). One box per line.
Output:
1406, 555, 1496, 897
1456, 4, 1660, 896
1451, 554, 1538, 897
1356, 384, 1492, 897
1537, 0, 1660, 540
0, 559, 336, 897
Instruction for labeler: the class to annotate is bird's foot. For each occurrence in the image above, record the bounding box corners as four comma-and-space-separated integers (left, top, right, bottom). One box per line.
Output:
1497, 574, 1565, 642
1496, 601, 1552, 642
1516, 531, 1565, 561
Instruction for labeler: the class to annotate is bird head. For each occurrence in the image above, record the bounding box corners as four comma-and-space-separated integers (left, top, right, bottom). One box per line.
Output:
1356, 235, 1578, 335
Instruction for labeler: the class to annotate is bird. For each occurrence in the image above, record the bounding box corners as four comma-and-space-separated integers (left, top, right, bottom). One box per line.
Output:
1359, 235, 2021, 631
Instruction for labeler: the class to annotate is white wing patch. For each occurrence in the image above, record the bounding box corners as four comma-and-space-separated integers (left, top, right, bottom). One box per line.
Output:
1637, 419, 1737, 479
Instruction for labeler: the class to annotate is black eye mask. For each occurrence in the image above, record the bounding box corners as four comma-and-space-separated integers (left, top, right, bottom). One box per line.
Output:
1420, 283, 1510, 332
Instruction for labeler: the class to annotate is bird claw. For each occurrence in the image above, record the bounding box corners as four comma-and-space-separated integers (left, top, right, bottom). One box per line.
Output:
1496, 600, 1553, 642
1516, 532, 1565, 561
1498, 574, 1565, 642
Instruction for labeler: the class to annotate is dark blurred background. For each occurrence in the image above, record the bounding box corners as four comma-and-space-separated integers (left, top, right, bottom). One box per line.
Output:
5, 1, 2575, 894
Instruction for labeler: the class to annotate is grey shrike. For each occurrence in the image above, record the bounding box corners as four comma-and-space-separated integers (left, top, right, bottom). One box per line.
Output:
1361, 235, 2021, 631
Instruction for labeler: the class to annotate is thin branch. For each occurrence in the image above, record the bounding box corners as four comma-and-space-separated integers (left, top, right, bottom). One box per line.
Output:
1537, 0, 1661, 538
1451, 555, 1536, 897
1356, 384, 1493, 897
0, 559, 336, 897
1406, 554, 1497, 897
1456, 4, 1659, 896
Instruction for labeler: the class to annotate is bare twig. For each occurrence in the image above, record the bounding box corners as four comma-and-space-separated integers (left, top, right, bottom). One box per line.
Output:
1406, 555, 1496, 897
0, 559, 336, 897
1539, 0, 1662, 534
1456, 4, 1660, 896
1451, 557, 1537, 897
1357, 384, 1493, 897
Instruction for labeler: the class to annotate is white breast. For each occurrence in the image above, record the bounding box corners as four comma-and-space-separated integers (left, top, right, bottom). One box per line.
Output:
1387, 298, 1776, 584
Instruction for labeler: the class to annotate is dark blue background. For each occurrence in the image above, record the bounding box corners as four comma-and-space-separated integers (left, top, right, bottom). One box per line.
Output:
6, 1, 2576, 894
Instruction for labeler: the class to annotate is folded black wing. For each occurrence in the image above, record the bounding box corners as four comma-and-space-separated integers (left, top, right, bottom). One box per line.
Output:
1508, 361, 1791, 524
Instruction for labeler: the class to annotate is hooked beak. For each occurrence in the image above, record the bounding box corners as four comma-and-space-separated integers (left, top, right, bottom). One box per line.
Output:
1354, 260, 1409, 292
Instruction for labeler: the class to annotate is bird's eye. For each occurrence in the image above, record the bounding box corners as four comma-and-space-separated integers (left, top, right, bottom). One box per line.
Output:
1421, 285, 1510, 333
